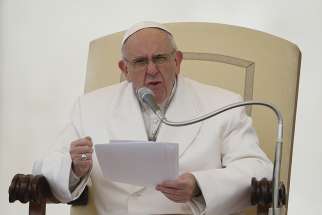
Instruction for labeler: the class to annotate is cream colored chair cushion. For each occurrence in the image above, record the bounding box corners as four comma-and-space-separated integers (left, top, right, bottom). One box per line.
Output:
71, 22, 301, 215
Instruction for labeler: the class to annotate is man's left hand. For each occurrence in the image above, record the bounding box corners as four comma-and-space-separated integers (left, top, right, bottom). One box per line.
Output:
155, 172, 201, 203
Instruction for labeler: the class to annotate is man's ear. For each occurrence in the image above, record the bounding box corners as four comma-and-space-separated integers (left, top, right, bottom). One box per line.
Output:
174, 51, 183, 75
118, 60, 129, 80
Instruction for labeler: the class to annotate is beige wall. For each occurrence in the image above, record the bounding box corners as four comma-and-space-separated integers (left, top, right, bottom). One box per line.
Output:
1, 1, 321, 214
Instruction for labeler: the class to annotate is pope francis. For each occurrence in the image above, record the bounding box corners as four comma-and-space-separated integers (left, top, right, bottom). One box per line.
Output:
34, 21, 272, 215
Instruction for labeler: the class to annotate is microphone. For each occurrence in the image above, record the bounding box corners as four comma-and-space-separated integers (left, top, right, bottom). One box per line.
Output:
137, 87, 163, 119
137, 86, 284, 215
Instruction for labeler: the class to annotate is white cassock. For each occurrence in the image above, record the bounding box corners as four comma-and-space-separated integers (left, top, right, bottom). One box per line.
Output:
33, 75, 272, 215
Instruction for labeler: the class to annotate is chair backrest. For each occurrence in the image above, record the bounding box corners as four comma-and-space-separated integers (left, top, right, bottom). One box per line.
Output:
72, 22, 301, 215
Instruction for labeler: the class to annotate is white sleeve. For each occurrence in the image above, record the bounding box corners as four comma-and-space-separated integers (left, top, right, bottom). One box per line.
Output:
69, 168, 80, 192
187, 195, 207, 215
69, 167, 92, 197
191, 105, 273, 215
32, 98, 90, 203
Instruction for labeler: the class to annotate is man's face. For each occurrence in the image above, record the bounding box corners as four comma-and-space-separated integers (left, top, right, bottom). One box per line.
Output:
119, 28, 183, 104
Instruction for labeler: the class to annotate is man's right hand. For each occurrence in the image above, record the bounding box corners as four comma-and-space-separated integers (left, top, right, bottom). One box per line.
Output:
70, 136, 93, 177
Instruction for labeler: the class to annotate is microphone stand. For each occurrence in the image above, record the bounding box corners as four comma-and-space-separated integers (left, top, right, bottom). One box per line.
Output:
151, 100, 283, 215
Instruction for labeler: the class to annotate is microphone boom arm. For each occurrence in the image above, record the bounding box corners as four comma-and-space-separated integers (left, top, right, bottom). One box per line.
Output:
153, 100, 283, 215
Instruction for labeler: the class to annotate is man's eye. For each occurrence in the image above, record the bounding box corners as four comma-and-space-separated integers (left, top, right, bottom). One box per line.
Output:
154, 55, 168, 63
133, 59, 147, 66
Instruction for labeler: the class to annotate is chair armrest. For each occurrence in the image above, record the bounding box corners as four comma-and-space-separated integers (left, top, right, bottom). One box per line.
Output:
9, 174, 59, 204
9, 174, 88, 215
9, 174, 285, 215
250, 177, 286, 214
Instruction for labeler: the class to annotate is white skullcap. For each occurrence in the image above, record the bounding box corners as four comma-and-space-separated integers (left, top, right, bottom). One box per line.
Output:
121, 21, 172, 46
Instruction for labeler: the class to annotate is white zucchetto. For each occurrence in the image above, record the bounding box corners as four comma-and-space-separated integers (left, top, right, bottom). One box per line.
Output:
121, 21, 172, 46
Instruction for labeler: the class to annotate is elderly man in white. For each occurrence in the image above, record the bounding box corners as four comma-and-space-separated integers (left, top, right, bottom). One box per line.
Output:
35, 22, 272, 215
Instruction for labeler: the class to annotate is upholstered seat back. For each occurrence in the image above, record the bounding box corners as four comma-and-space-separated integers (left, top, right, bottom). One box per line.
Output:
71, 22, 301, 215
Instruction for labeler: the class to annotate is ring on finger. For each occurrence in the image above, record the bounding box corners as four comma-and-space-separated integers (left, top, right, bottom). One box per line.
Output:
80, 153, 88, 161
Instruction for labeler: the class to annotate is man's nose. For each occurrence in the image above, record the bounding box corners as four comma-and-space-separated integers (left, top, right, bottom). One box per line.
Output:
146, 60, 159, 75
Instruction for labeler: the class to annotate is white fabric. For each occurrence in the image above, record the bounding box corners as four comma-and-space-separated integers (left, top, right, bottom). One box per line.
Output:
69, 169, 80, 191
140, 78, 177, 141
122, 21, 172, 46
33, 76, 272, 215
141, 106, 162, 141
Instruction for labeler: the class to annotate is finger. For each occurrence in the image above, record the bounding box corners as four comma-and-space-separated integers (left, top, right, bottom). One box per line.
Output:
70, 146, 93, 154
162, 192, 187, 203
78, 152, 93, 161
156, 185, 185, 196
71, 152, 93, 163
75, 153, 92, 161
71, 139, 93, 147
72, 159, 92, 168
159, 180, 185, 189
71, 137, 91, 145
71, 137, 93, 147
72, 163, 92, 177
77, 160, 93, 168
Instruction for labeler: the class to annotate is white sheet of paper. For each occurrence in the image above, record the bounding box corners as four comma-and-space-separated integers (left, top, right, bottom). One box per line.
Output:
94, 140, 178, 186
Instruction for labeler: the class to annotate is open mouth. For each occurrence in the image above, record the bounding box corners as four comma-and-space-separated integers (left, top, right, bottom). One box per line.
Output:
146, 81, 162, 87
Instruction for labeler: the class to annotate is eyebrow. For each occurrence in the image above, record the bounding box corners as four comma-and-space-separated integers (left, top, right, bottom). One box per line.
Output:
131, 52, 170, 59
131, 56, 147, 62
